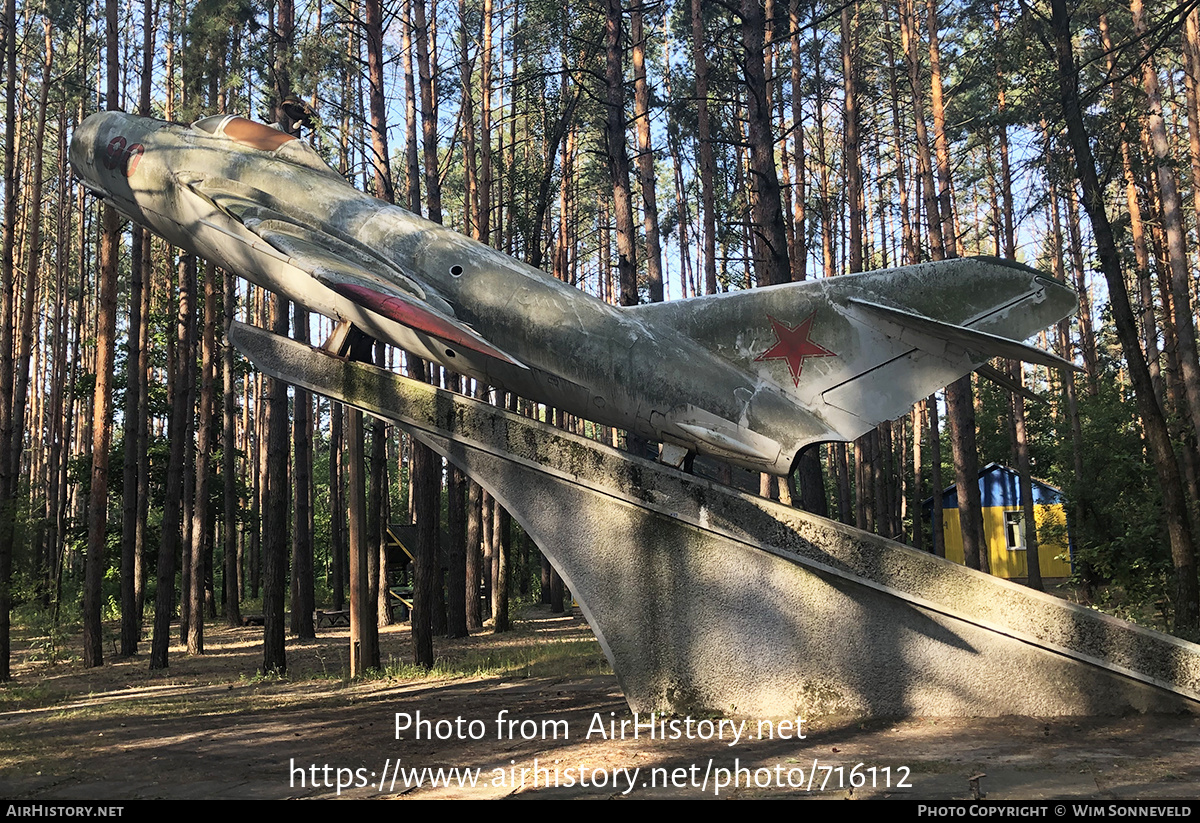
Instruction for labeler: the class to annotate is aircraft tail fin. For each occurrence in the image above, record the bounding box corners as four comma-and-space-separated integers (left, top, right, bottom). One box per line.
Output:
625, 257, 1075, 438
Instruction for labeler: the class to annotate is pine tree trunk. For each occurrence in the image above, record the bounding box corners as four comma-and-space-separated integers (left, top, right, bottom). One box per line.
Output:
330, 401, 345, 612
402, 0, 421, 211
459, 0, 479, 237
1132, 0, 1200, 467
928, 396, 945, 557
605, 0, 638, 305
223, 266, 241, 627
15, 20, 51, 648
188, 262, 218, 655
0, 0, 17, 683
479, 0, 493, 241
899, 0, 945, 259
691, 0, 717, 293
1050, 0, 1199, 633
411, 393, 438, 665
84, 0, 123, 669
179, 259, 197, 648
492, 493, 510, 633
372, 346, 392, 628
291, 303, 315, 638
413, 0, 442, 224
789, 0, 807, 281
813, 25, 835, 279
445, 376, 468, 639
262, 289, 290, 674
347, 406, 374, 675
365, 0, 394, 204
884, 3, 918, 266
632, 1, 663, 302
926, 0, 956, 254
841, 1, 863, 276
466, 377, 486, 629
150, 257, 196, 671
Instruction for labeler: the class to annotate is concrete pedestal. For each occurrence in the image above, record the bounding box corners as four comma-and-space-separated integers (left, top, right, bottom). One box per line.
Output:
234, 322, 1200, 718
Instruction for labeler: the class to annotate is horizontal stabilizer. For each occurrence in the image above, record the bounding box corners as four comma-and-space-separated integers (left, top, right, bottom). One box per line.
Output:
623, 257, 1077, 444
845, 297, 1078, 371
975, 363, 1049, 405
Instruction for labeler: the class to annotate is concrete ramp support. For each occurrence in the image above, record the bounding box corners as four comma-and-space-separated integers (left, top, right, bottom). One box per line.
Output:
233, 322, 1200, 718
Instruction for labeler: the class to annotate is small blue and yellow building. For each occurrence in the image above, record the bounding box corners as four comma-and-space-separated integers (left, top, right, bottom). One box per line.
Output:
928, 462, 1073, 580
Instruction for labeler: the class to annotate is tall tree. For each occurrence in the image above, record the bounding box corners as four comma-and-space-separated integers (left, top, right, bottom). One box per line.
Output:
291, 302, 315, 638
692, 0, 717, 294
0, 0, 17, 683
261, 288, 290, 674
223, 268, 241, 627
261, 0, 296, 674
741, 0, 791, 289
1131, 0, 1200, 460
1047, 0, 1199, 633
605, 0, 638, 306
188, 261, 218, 655
120, 0, 156, 656
401, 0, 442, 665
347, 406, 374, 675
631, 1, 663, 302
84, 0, 124, 669
151, 257, 197, 670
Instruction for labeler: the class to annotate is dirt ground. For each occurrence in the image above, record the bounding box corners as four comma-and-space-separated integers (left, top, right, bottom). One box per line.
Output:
2, 604, 1199, 800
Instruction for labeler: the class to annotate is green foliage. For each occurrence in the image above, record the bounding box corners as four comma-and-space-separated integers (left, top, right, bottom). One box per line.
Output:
973, 372, 1061, 477
179, 0, 260, 119
11, 593, 78, 666
936, 345, 1179, 629
101, 565, 122, 622
1055, 342, 1173, 626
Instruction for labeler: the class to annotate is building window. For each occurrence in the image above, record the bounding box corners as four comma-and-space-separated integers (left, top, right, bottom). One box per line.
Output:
1005, 510, 1025, 551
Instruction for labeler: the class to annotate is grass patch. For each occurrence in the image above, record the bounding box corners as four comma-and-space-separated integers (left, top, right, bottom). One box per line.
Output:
375, 638, 611, 682
0, 682, 52, 708
10, 603, 80, 667
1, 603, 608, 720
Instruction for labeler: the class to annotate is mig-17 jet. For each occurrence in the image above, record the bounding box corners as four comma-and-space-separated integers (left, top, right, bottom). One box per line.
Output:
70, 111, 1076, 476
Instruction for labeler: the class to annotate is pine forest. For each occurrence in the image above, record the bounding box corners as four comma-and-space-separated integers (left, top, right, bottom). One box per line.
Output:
1, 0, 1199, 681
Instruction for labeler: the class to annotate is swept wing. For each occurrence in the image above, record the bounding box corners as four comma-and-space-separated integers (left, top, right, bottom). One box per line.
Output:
178, 171, 527, 370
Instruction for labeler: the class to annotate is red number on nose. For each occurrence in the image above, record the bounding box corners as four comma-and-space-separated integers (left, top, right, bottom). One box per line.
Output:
124, 144, 145, 176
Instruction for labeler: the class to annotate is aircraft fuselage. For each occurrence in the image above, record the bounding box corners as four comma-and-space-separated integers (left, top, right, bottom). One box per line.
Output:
70, 111, 1078, 476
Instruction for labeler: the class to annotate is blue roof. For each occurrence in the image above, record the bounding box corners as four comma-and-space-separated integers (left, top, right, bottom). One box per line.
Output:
927, 462, 1063, 510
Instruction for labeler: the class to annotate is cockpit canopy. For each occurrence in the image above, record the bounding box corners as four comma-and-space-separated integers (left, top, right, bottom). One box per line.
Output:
191, 115, 341, 178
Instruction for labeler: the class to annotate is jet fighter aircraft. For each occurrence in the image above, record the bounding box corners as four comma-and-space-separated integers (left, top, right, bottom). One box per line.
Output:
70, 111, 1076, 476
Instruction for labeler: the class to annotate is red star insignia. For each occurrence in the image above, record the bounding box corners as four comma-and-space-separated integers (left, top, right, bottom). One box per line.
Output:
754, 312, 837, 386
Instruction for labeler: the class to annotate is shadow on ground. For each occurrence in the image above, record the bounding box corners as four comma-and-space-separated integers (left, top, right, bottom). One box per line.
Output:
1, 604, 1198, 799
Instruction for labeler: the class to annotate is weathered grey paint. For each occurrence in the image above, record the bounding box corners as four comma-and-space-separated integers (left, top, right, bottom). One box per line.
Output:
70, 112, 1077, 477
235, 322, 1200, 718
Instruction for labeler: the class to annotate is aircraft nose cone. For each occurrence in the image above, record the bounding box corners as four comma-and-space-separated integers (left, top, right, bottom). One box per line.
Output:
69, 111, 128, 192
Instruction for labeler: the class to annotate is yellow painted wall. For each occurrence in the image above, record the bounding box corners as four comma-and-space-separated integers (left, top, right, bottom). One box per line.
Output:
940, 504, 1071, 578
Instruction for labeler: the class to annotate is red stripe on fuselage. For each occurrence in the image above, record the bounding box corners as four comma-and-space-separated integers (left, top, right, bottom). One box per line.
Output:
331, 282, 518, 365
